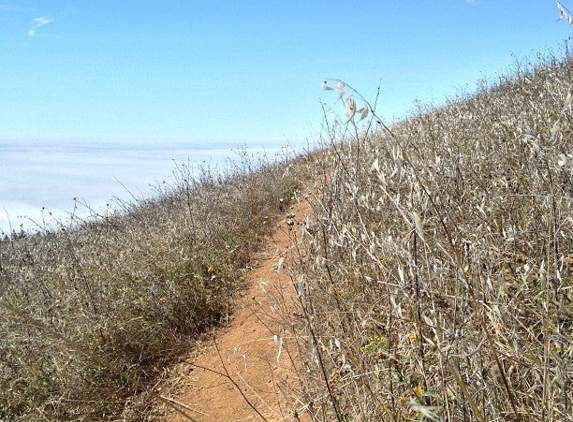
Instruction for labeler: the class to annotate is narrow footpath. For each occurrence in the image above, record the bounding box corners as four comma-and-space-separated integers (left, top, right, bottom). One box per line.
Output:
156, 197, 312, 422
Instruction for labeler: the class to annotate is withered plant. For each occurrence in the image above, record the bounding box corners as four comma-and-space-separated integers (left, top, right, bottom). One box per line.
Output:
286, 44, 573, 421
0, 151, 302, 421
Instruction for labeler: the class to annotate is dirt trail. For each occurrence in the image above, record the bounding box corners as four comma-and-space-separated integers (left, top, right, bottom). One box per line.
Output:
157, 197, 311, 422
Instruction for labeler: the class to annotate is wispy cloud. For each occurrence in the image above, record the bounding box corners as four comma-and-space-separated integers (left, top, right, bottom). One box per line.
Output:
0, 4, 30, 13
28, 15, 54, 37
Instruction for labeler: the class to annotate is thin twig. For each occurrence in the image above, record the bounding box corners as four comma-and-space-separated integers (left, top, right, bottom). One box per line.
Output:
214, 338, 270, 422
158, 394, 208, 419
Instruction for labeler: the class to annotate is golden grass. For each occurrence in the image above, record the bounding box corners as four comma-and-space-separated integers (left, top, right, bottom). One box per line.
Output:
0, 152, 304, 421
283, 43, 573, 421
2, 39, 573, 422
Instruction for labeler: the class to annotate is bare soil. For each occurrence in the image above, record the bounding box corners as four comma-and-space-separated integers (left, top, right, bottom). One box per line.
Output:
156, 197, 312, 422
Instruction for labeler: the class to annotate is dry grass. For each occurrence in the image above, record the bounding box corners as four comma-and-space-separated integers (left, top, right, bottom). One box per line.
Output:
0, 151, 303, 421
283, 44, 573, 421
2, 37, 573, 422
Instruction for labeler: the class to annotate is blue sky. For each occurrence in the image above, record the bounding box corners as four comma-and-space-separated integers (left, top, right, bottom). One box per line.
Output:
1, 1, 572, 146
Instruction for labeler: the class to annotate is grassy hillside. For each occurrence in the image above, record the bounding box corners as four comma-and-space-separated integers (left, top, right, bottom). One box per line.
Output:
0, 155, 303, 420
285, 46, 573, 420
1, 44, 573, 421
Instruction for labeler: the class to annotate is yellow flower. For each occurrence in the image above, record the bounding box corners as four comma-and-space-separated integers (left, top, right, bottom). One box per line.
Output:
413, 385, 424, 397
207, 264, 214, 274
361, 335, 386, 351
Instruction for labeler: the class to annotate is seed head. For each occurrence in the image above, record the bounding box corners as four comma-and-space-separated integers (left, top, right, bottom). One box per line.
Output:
357, 105, 369, 121
336, 81, 346, 98
557, 1, 573, 24
345, 95, 356, 121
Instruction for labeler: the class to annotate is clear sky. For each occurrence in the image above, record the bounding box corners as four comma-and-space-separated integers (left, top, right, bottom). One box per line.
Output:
0, 1, 572, 146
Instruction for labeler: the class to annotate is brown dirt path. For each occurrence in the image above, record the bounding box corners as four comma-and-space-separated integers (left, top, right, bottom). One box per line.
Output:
156, 197, 312, 422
